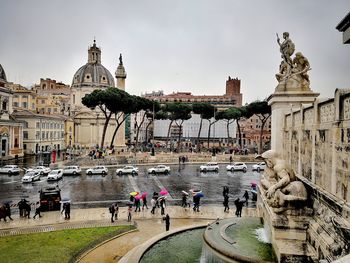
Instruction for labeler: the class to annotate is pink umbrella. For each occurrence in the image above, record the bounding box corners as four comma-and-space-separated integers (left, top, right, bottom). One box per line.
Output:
134, 195, 142, 200
251, 182, 257, 187
160, 189, 169, 196
142, 192, 148, 197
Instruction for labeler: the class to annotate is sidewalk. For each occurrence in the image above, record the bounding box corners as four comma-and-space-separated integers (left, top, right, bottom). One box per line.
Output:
0, 205, 257, 262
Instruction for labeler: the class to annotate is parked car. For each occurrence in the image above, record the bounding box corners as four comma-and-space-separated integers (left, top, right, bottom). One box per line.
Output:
200, 162, 219, 172
25, 166, 51, 175
86, 166, 108, 175
21, 171, 40, 183
147, 165, 171, 174
252, 162, 266, 172
226, 162, 247, 172
62, 166, 81, 175
0, 165, 21, 174
39, 186, 61, 211
116, 166, 138, 175
47, 169, 63, 181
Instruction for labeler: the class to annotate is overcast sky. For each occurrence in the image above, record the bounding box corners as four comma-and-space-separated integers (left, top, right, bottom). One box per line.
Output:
0, 1, 349, 103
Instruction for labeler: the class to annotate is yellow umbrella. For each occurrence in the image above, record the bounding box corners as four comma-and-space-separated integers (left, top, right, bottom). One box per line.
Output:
130, 191, 139, 196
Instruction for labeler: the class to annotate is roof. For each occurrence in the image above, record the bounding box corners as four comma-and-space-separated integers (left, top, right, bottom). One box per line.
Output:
71, 62, 115, 88
11, 110, 67, 120
336, 12, 350, 32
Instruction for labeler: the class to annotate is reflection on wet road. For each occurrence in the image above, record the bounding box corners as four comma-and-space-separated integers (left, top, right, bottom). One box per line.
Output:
0, 164, 261, 208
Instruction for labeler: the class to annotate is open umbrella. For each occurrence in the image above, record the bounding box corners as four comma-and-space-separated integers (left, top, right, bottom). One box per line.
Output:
142, 192, 148, 197
134, 195, 142, 200
181, 190, 189, 195
160, 189, 169, 196
130, 191, 139, 196
60, 199, 71, 203
195, 192, 204, 198
251, 181, 257, 187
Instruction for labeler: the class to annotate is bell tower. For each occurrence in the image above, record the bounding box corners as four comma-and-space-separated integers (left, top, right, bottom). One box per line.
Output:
87, 39, 101, 64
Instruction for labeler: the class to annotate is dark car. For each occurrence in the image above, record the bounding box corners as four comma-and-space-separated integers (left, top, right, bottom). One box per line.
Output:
39, 186, 61, 211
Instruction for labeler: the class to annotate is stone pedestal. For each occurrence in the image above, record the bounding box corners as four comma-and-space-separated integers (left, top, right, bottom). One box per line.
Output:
258, 186, 316, 263
267, 91, 319, 151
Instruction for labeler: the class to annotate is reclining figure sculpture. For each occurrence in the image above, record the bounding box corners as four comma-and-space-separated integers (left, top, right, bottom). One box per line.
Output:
259, 150, 307, 213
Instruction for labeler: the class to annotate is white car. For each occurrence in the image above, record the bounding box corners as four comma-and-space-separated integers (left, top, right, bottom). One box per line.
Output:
226, 162, 247, 172
47, 169, 63, 181
200, 162, 219, 172
62, 166, 81, 175
252, 162, 266, 172
147, 165, 171, 174
21, 171, 40, 183
0, 165, 21, 174
25, 166, 51, 175
86, 166, 108, 175
116, 166, 138, 175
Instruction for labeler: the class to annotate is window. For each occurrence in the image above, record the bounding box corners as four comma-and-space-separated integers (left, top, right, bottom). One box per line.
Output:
2, 100, 7, 111
73, 95, 75, 104
22, 102, 28, 108
36, 131, 40, 140
23, 121, 29, 128
23, 131, 28, 139
23, 144, 27, 150
48, 108, 51, 113
22, 95, 28, 99
32, 103, 35, 109
42, 132, 45, 139
50, 131, 53, 138
41, 99, 45, 104
42, 84, 46, 89
54, 108, 57, 112
36, 122, 40, 129
13, 102, 18, 107
14, 138, 18, 147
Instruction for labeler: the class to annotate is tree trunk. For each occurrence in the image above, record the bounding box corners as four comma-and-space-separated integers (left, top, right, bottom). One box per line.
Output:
145, 119, 153, 144
196, 117, 203, 151
135, 112, 147, 150
226, 120, 230, 147
110, 113, 128, 148
258, 115, 269, 154
165, 120, 174, 150
176, 120, 184, 152
236, 119, 242, 149
100, 110, 112, 149
207, 119, 218, 148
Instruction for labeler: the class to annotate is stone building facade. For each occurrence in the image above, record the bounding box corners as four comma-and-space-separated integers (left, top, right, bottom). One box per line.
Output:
282, 89, 350, 262
0, 64, 23, 159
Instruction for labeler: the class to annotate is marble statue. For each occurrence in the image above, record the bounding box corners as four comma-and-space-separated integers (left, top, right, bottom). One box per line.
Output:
259, 150, 307, 213
275, 32, 311, 91
119, 53, 123, 65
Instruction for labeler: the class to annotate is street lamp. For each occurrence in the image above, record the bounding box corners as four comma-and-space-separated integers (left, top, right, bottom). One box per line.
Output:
151, 100, 155, 156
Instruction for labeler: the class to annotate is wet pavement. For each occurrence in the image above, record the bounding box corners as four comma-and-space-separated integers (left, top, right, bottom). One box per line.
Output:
0, 163, 261, 210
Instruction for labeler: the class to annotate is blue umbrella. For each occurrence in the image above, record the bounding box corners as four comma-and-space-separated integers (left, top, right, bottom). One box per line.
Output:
195, 192, 204, 198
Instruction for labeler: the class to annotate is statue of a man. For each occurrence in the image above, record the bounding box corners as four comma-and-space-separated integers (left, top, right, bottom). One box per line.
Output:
277, 32, 295, 66
259, 150, 307, 213
292, 52, 310, 83
119, 53, 123, 65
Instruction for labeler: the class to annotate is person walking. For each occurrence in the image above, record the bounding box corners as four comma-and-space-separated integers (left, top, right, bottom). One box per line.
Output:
243, 190, 249, 205
18, 199, 24, 217
160, 198, 165, 215
114, 203, 119, 220
4, 203, 13, 221
234, 198, 244, 217
223, 186, 229, 197
164, 214, 170, 231
223, 194, 229, 213
127, 205, 132, 222
33, 202, 42, 219
150, 198, 156, 214
181, 193, 189, 208
134, 198, 141, 212
193, 195, 200, 212
61, 202, 71, 219
109, 203, 116, 223
24, 202, 31, 219
142, 195, 148, 210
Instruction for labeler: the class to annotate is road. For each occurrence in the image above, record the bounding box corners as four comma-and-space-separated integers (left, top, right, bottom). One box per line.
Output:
0, 163, 261, 209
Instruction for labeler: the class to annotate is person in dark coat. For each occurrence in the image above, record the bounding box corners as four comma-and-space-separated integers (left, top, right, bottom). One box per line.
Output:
18, 199, 24, 217
24, 202, 31, 219
61, 202, 70, 219
181, 193, 189, 208
160, 198, 165, 215
243, 190, 249, 205
33, 202, 42, 219
223, 194, 229, 212
234, 198, 244, 217
164, 214, 170, 231
109, 203, 116, 222
142, 196, 148, 210
193, 195, 200, 212
5, 203, 13, 221
223, 186, 229, 197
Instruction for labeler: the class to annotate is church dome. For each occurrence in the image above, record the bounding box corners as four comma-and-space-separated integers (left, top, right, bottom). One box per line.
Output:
0, 64, 7, 87
71, 40, 115, 88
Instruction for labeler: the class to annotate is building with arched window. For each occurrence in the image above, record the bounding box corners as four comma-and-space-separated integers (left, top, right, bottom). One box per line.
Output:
0, 64, 23, 158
